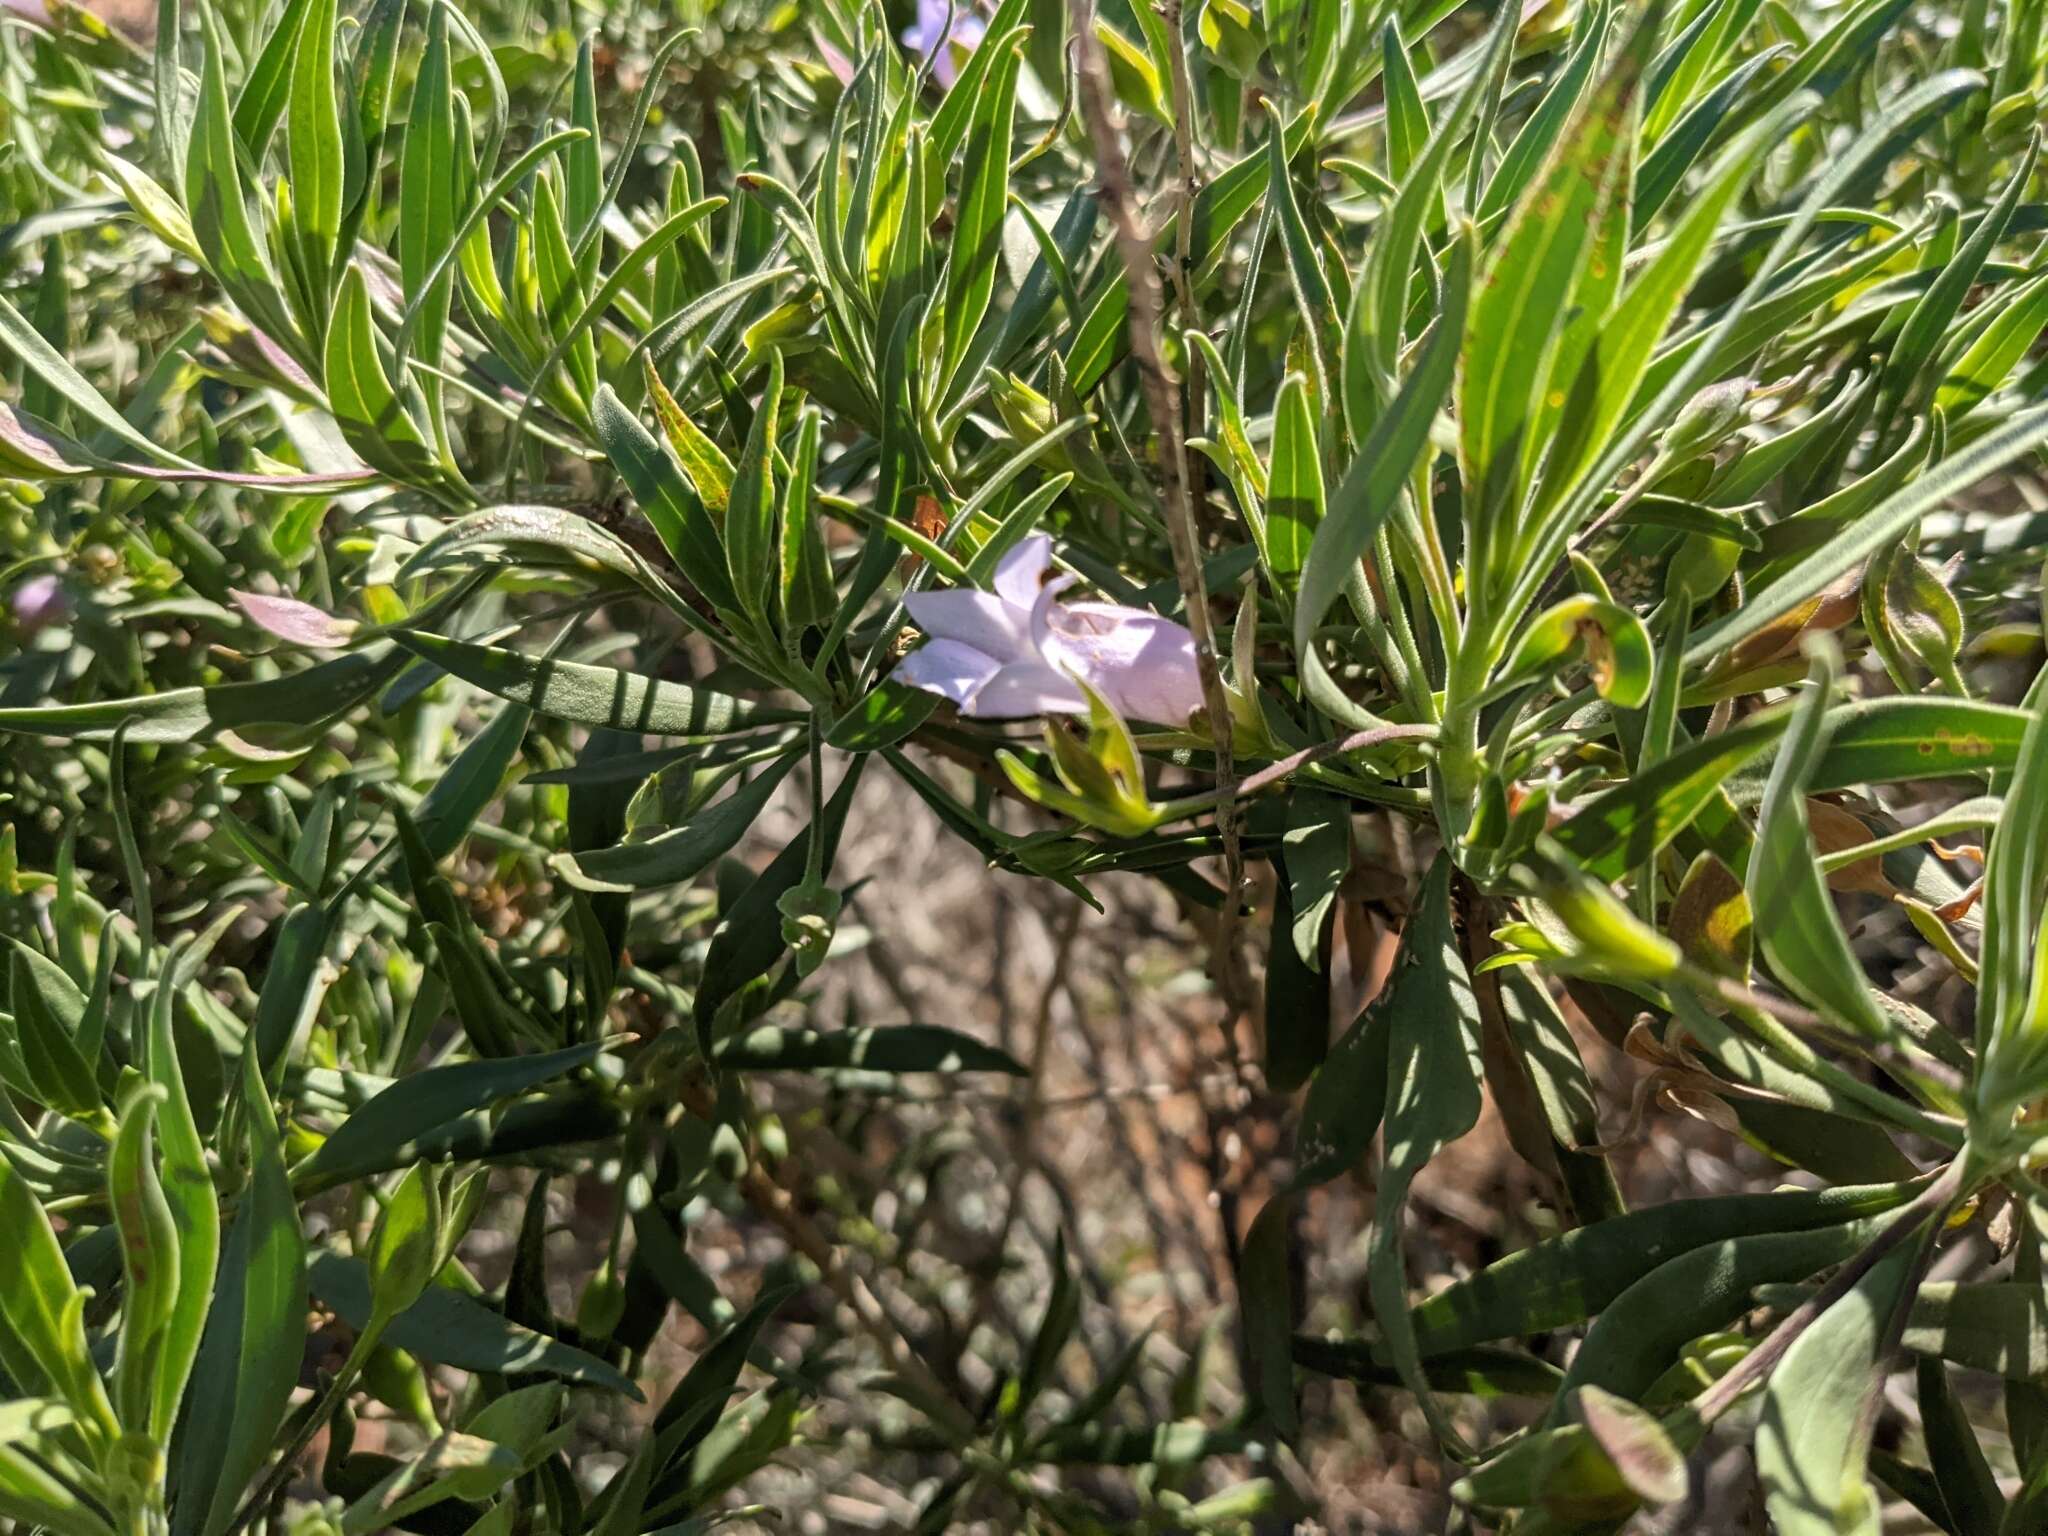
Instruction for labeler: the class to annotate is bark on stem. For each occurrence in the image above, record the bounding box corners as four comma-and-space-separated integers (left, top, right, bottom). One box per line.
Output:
1066, 0, 1245, 1005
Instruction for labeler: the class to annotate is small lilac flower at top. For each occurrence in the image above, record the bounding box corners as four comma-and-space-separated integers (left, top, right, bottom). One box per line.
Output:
902, 0, 985, 87
897, 534, 1204, 724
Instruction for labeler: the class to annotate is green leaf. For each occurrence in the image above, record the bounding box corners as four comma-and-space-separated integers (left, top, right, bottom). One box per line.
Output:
1399, 1180, 1917, 1358
591, 385, 738, 613
1936, 268, 2048, 421
300, 1043, 605, 1185
1918, 1354, 2006, 1534
392, 631, 791, 737
1262, 102, 1334, 399
1757, 1243, 1917, 1536
1476, 4, 1608, 222
694, 756, 866, 1034
779, 405, 836, 635
143, 947, 219, 1443
285, 0, 342, 297
1557, 1216, 1888, 1405
940, 34, 1024, 394
0, 1136, 116, 1439
643, 358, 735, 514
308, 1253, 641, 1397
1293, 1337, 1564, 1399
108, 1081, 180, 1433
1360, 4, 1513, 392
1748, 648, 1892, 1039
399, 2, 457, 385
1253, 806, 1335, 1097
1297, 224, 1471, 671
186, 7, 295, 349
1460, 1, 1650, 596
1888, 1281, 2048, 1380
232, 0, 312, 155
8, 945, 100, 1116
178, 1061, 306, 1536
723, 348, 783, 624
556, 754, 799, 893
1367, 855, 1485, 1452
713, 1024, 1026, 1075
1497, 595, 1655, 709
322, 265, 442, 487
1265, 372, 1325, 578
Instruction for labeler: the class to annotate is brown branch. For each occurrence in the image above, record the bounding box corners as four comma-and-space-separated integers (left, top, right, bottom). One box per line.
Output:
1066, 0, 1244, 1008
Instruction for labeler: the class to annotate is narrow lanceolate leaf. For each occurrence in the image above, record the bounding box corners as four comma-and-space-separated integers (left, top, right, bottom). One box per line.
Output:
1362, 3, 1514, 389
187, 7, 295, 351
940, 34, 1025, 394
554, 753, 800, 893
1263, 101, 1334, 399
1265, 372, 1325, 578
413, 700, 531, 860
0, 1144, 117, 1441
285, 0, 343, 299
392, 631, 793, 737
144, 957, 220, 1443
323, 266, 443, 488
712, 1024, 1027, 1075
591, 385, 738, 612
300, 1043, 605, 1184
178, 1061, 306, 1536
1540, 95, 1789, 521
1459, 0, 1653, 605
108, 1083, 180, 1434
308, 1253, 640, 1396
398, 1, 458, 375
725, 348, 784, 624
1367, 856, 1485, 1454
644, 357, 734, 513
1975, 663, 2048, 1105
1297, 226, 1471, 657
1757, 1244, 1917, 1536
1747, 648, 1892, 1040
1689, 404, 2048, 668
779, 405, 836, 634
1882, 134, 2039, 419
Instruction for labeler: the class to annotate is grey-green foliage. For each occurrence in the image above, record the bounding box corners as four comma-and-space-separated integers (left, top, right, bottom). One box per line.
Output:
0, 0, 2046, 1528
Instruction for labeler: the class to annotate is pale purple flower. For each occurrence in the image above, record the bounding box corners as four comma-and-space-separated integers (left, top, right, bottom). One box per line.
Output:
9, 574, 66, 636
902, 0, 984, 87
898, 535, 1204, 723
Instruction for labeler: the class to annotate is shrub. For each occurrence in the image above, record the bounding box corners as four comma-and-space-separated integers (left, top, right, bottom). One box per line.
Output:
1, 0, 2046, 1528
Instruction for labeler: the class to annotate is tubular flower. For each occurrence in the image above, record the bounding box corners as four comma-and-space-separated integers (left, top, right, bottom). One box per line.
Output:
897, 534, 1204, 725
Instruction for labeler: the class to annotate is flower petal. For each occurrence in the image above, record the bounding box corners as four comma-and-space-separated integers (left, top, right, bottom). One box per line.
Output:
964, 659, 1087, 718
896, 639, 1003, 709
992, 532, 1055, 611
902, 587, 1031, 659
1042, 603, 1205, 724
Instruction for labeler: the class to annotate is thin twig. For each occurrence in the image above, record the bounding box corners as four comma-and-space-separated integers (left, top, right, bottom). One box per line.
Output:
736, 1153, 979, 1440
679, 1083, 978, 1440
1154, 723, 1436, 819
1066, 0, 1246, 1011
972, 898, 1086, 1335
